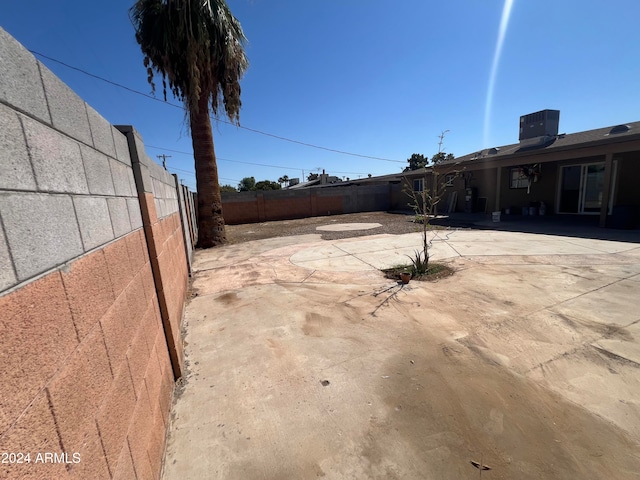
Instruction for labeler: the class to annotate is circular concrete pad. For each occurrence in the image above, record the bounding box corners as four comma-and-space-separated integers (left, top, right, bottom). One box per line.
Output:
316, 222, 382, 232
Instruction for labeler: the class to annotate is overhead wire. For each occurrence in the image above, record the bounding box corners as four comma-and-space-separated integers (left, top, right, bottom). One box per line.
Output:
146, 144, 371, 176
29, 50, 405, 164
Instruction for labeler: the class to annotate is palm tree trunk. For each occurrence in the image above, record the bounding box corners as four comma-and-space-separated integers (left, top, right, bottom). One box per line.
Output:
191, 93, 226, 247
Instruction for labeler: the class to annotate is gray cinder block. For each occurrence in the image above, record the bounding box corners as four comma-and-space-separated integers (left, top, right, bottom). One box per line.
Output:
0, 28, 50, 124
149, 161, 165, 184
115, 126, 154, 194
111, 127, 131, 166
73, 196, 114, 251
128, 170, 137, 199
166, 198, 177, 215
0, 192, 83, 281
39, 63, 92, 145
0, 103, 36, 191
107, 197, 132, 238
154, 198, 162, 219
127, 198, 143, 230
109, 159, 133, 197
133, 161, 153, 195
151, 177, 160, 199
80, 145, 116, 196
21, 115, 89, 194
0, 220, 17, 292
86, 104, 116, 158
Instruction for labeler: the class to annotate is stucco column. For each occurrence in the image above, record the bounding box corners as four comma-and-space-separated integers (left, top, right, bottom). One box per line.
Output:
599, 152, 614, 227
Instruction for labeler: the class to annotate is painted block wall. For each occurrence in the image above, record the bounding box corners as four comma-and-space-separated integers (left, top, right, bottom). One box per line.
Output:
220, 184, 392, 224
175, 176, 194, 274
117, 126, 189, 379
0, 28, 191, 479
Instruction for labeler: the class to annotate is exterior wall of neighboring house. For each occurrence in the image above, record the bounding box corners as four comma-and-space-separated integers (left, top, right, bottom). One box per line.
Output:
389, 183, 405, 211
0, 28, 191, 480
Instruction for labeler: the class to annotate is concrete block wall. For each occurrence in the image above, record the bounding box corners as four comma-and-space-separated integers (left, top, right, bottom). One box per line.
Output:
174, 176, 194, 274
0, 28, 188, 479
315, 189, 345, 216
221, 191, 261, 224
262, 189, 315, 221
221, 184, 392, 224
182, 186, 198, 250
118, 126, 189, 380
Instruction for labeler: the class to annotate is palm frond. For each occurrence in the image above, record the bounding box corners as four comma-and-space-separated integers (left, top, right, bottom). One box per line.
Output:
130, 0, 248, 123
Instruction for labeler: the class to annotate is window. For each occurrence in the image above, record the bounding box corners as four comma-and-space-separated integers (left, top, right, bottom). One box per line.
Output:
510, 168, 529, 189
444, 174, 454, 187
413, 178, 424, 192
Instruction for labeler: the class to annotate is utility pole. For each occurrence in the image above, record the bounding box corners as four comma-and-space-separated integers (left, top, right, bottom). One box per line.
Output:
157, 154, 172, 170
437, 130, 450, 153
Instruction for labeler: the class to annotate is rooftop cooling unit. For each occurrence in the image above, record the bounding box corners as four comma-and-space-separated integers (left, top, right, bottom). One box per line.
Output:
519, 109, 560, 141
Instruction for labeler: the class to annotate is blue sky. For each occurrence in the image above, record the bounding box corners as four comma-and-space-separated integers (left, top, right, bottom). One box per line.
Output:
2, 1, 639, 190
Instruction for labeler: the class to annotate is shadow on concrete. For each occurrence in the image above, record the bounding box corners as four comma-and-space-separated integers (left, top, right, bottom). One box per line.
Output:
427, 213, 640, 244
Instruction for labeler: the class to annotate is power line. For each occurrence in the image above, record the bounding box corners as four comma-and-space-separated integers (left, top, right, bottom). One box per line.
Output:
227, 123, 403, 163
167, 166, 195, 176
169, 167, 240, 184
30, 50, 405, 164
147, 144, 371, 176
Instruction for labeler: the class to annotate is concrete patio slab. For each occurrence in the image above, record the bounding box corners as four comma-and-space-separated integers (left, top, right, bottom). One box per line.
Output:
552, 237, 640, 254
331, 233, 423, 254
593, 337, 640, 366
291, 256, 377, 272
316, 222, 382, 231
194, 234, 322, 271
354, 243, 461, 270
289, 243, 351, 263
163, 229, 640, 480
549, 278, 640, 327
445, 238, 610, 257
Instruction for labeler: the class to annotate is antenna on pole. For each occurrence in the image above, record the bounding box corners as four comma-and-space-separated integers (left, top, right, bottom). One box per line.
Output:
157, 154, 172, 170
437, 130, 450, 153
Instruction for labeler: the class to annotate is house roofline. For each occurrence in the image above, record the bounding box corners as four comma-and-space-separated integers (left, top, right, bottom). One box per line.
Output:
437, 121, 640, 170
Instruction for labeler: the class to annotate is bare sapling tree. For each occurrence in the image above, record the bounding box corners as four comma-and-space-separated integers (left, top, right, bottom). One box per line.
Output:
402, 159, 461, 275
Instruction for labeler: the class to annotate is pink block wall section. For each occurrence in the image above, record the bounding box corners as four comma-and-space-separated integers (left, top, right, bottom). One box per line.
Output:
0, 28, 192, 480
144, 211, 189, 378
0, 231, 173, 479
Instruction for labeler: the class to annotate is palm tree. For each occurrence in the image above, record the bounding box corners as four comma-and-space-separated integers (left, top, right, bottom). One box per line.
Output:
130, 0, 248, 247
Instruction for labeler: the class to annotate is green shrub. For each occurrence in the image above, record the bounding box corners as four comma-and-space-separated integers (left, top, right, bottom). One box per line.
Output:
406, 249, 428, 276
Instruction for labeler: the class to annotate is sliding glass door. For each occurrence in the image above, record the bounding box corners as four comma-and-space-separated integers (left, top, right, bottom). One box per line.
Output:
559, 165, 581, 213
582, 164, 606, 213
559, 162, 616, 214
